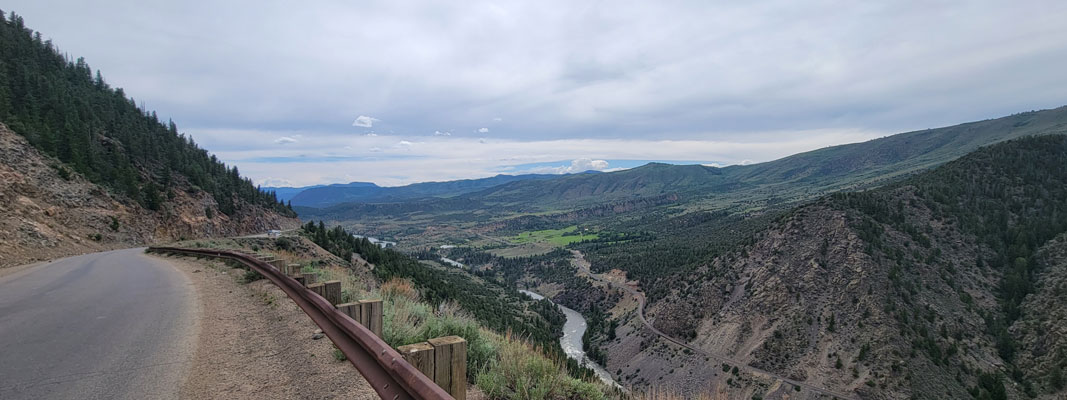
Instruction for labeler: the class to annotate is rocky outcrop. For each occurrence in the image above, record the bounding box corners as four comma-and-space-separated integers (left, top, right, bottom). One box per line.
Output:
614, 198, 1012, 399
1012, 234, 1067, 399
0, 123, 299, 268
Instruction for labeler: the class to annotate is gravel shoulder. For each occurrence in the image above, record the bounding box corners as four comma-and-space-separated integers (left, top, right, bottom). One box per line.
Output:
160, 254, 376, 399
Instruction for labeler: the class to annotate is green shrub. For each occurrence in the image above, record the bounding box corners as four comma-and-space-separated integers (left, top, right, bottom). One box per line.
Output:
241, 269, 264, 283
332, 347, 347, 362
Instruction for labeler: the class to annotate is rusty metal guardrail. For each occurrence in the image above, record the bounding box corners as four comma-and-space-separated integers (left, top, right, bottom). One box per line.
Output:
147, 246, 453, 400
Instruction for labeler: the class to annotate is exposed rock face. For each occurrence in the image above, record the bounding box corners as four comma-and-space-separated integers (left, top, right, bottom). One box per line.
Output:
0, 123, 299, 268
603, 135, 1067, 399
1013, 234, 1067, 399
610, 198, 1010, 399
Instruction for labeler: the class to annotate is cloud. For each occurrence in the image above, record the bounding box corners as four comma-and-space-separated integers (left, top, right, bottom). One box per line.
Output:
352, 115, 379, 128
492, 117, 503, 122
274, 136, 298, 144
568, 158, 609, 172
196, 126, 883, 186
478, 127, 489, 133
365, 133, 378, 137
525, 158, 611, 174
22, 1, 1067, 185
256, 178, 293, 187
433, 130, 451, 136
19, 0, 1065, 149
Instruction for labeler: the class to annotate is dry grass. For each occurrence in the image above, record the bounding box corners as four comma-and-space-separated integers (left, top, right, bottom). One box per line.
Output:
476, 331, 605, 400
634, 387, 725, 400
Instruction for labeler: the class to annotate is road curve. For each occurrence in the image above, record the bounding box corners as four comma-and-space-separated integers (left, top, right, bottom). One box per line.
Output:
0, 248, 198, 400
571, 250, 858, 400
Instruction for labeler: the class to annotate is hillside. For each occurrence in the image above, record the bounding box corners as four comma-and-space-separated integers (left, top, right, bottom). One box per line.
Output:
626, 135, 1067, 399
0, 13, 298, 267
304, 106, 1067, 219
289, 173, 564, 208
0, 124, 297, 267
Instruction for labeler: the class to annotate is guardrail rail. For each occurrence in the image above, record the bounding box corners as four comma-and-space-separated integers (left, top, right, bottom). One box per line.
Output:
148, 246, 453, 400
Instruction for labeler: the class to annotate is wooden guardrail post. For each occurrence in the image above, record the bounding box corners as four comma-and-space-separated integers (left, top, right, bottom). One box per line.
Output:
428, 336, 466, 400
359, 299, 383, 338
286, 263, 302, 276
322, 280, 342, 305
302, 272, 317, 285
397, 342, 435, 379
308, 282, 326, 300
308, 281, 342, 305
337, 302, 362, 321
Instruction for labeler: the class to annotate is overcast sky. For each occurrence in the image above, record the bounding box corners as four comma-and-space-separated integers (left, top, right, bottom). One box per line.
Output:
7, 1, 1067, 186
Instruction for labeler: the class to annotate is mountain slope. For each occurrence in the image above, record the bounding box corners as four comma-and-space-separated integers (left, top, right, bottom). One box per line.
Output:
0, 13, 298, 267
306, 106, 1067, 227
0, 12, 294, 219
631, 135, 1067, 399
0, 124, 296, 268
727, 107, 1067, 194
290, 174, 563, 208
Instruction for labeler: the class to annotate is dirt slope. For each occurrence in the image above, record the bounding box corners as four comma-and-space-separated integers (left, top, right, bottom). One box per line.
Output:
0, 123, 298, 268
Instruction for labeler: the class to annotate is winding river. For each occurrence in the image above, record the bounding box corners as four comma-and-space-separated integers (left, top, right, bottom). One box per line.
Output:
519, 290, 620, 388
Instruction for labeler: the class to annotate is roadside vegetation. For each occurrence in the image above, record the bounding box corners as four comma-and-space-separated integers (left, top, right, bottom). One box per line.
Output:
297, 223, 617, 398
182, 234, 612, 399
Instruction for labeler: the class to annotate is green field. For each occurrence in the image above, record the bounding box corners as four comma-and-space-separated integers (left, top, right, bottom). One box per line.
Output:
510, 226, 598, 246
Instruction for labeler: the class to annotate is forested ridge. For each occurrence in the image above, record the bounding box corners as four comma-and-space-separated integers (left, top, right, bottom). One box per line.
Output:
0, 12, 293, 216
831, 134, 1067, 396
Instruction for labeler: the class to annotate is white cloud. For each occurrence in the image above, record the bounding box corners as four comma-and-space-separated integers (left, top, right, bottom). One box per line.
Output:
257, 178, 293, 187
365, 133, 378, 137
478, 127, 489, 133
569, 158, 609, 172
434, 130, 451, 136
197, 127, 884, 186
526, 158, 611, 174
492, 117, 503, 122
352, 115, 379, 128
274, 136, 298, 144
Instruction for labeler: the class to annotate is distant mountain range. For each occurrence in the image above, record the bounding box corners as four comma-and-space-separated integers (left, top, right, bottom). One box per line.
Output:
270, 173, 593, 208
301, 106, 1067, 221
263, 182, 374, 203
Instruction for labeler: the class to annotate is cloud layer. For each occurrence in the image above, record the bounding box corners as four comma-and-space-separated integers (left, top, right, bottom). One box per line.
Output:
7, 1, 1067, 185
188, 127, 882, 186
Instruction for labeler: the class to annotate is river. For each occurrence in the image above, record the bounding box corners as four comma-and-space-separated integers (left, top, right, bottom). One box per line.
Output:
519, 290, 620, 388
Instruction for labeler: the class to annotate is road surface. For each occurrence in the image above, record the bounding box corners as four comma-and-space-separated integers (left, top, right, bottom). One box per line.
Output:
570, 250, 858, 400
0, 248, 197, 399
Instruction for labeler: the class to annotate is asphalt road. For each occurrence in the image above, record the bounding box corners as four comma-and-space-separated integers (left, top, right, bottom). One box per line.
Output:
0, 248, 197, 400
